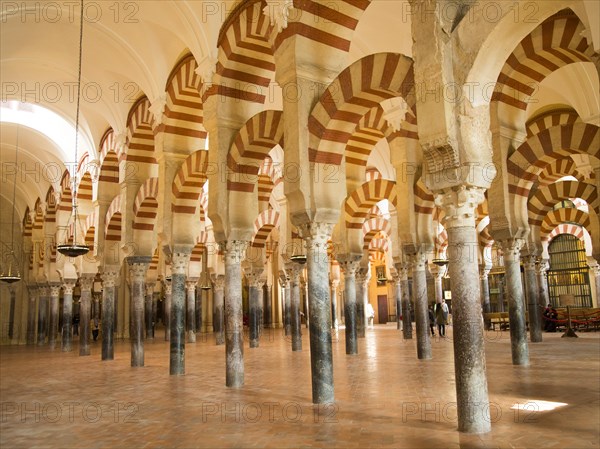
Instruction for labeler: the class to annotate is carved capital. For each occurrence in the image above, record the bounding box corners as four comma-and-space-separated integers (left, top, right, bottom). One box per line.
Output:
62, 279, 77, 295
149, 95, 167, 125
409, 252, 428, 272
196, 55, 218, 96
339, 260, 360, 277
499, 239, 524, 262
128, 262, 149, 283
434, 185, 486, 229
79, 275, 95, 292
101, 271, 119, 288
145, 283, 156, 296
263, 0, 294, 34
479, 265, 490, 280
49, 283, 61, 297
171, 252, 191, 275
536, 259, 550, 275
185, 280, 198, 294
220, 241, 248, 264
522, 255, 537, 272
297, 222, 334, 251
163, 279, 172, 295
212, 274, 225, 291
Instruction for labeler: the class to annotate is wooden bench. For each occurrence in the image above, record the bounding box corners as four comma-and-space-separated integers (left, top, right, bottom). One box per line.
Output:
554, 307, 600, 332
483, 312, 530, 331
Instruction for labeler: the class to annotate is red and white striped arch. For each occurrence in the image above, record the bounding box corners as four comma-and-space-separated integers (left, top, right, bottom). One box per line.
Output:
99, 129, 120, 183
162, 54, 205, 142
45, 187, 57, 225
32, 198, 43, 234
257, 157, 281, 207
251, 209, 280, 248
414, 179, 435, 216
345, 179, 398, 229
362, 217, 392, 250
148, 249, 160, 274
541, 208, 590, 241
133, 178, 160, 231
538, 157, 580, 186
369, 237, 389, 254
76, 171, 93, 204
492, 10, 596, 112
210, 1, 275, 104
526, 109, 581, 138
190, 231, 209, 263
171, 150, 209, 215
547, 224, 586, 245
104, 195, 122, 242
125, 97, 156, 164
528, 181, 598, 227
199, 190, 209, 224
507, 123, 599, 198
22, 207, 32, 238
308, 53, 415, 165
228, 110, 284, 193
58, 171, 72, 213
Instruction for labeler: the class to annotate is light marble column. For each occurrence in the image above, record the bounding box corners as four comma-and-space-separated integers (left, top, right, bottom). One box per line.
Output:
163, 280, 172, 342
26, 285, 37, 345
37, 285, 48, 346
587, 261, 599, 307
128, 258, 150, 367
410, 252, 431, 360
330, 280, 339, 330
431, 264, 446, 304
479, 267, 491, 330
78, 275, 94, 356
48, 283, 61, 349
299, 222, 334, 404
435, 186, 491, 434
247, 270, 264, 349
61, 280, 77, 352
289, 263, 302, 351
536, 259, 550, 311
221, 241, 248, 387
185, 280, 197, 343
101, 271, 119, 361
400, 265, 412, 339
500, 239, 529, 366
340, 260, 359, 355
170, 252, 190, 375
212, 275, 225, 345
523, 255, 542, 343
145, 283, 155, 339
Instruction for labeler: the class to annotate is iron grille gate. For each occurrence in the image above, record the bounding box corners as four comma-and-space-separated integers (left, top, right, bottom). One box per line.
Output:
547, 234, 592, 307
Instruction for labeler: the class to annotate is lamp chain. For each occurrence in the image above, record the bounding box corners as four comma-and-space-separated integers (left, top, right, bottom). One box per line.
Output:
72, 0, 84, 245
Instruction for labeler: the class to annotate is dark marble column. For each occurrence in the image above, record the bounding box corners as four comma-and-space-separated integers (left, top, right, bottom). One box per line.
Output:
496, 279, 505, 312
340, 260, 359, 355
480, 267, 491, 330
195, 286, 202, 332
299, 222, 334, 404
128, 258, 149, 367
536, 259, 550, 313
500, 239, 529, 366
222, 241, 248, 387
212, 275, 225, 345
391, 270, 402, 330
523, 255, 542, 343
437, 187, 491, 434
170, 252, 190, 376
410, 253, 431, 360
185, 280, 197, 343
400, 266, 413, 339
101, 271, 118, 361
163, 280, 172, 342
303, 279, 309, 329
263, 284, 272, 327
8, 286, 16, 340
289, 264, 302, 351
330, 280, 339, 330
284, 279, 291, 336
79, 275, 94, 356
48, 283, 61, 349
151, 292, 158, 338
26, 285, 37, 345
61, 280, 77, 352
355, 270, 366, 338
145, 283, 155, 339
37, 285, 48, 345
247, 270, 263, 349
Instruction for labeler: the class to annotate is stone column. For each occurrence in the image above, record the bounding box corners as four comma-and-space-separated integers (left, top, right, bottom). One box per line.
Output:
48, 283, 61, 349
213, 275, 225, 345
26, 285, 37, 345
222, 241, 248, 387
431, 265, 445, 304
128, 258, 149, 367
79, 275, 94, 356
195, 287, 202, 333
289, 264, 302, 351
500, 239, 529, 366
523, 255, 542, 343
7, 286, 16, 340
264, 284, 272, 327
435, 186, 491, 433
480, 267, 491, 330
410, 253, 431, 360
340, 260, 359, 355
284, 278, 291, 336
163, 280, 172, 342
303, 278, 310, 329
400, 265, 412, 339
536, 259, 550, 311
170, 252, 190, 375
93, 294, 100, 320
152, 292, 158, 338
496, 278, 504, 312
391, 270, 402, 330
330, 280, 339, 330
61, 280, 77, 352
145, 283, 155, 339
299, 222, 334, 404
593, 264, 600, 307
37, 285, 48, 345
185, 280, 197, 343
247, 271, 264, 349
101, 271, 118, 361
355, 269, 367, 338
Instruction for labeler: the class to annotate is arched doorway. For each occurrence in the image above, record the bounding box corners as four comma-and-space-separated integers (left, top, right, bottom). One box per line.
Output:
547, 234, 592, 307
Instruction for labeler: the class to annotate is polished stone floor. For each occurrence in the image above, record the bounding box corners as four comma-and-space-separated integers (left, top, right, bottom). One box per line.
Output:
1, 324, 599, 449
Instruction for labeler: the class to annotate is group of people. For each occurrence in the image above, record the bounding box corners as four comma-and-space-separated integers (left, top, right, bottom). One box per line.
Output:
428, 300, 450, 337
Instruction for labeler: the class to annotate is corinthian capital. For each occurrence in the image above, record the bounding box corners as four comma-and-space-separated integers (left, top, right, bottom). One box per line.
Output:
263, 0, 294, 34
434, 186, 486, 229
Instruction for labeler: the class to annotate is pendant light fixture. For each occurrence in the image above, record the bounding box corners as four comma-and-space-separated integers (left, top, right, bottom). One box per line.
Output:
0, 126, 22, 284
290, 232, 306, 265
57, 0, 90, 258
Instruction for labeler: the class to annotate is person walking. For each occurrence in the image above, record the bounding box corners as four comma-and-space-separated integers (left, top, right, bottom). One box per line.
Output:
428, 305, 436, 336
436, 300, 449, 337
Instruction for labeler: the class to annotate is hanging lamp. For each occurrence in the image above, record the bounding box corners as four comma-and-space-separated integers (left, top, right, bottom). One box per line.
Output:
290, 233, 307, 265
0, 126, 22, 284
57, 0, 89, 258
